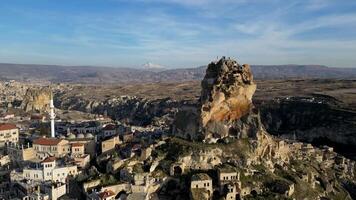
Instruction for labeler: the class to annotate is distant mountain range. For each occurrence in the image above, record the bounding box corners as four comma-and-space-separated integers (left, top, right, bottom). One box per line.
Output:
0, 63, 355, 84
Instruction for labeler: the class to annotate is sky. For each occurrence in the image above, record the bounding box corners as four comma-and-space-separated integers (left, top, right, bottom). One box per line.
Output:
0, 0, 356, 68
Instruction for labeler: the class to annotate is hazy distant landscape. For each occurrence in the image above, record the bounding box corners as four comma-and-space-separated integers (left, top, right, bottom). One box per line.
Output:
1, 63, 356, 83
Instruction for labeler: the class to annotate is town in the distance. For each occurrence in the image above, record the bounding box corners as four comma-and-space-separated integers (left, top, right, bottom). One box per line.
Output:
0, 57, 355, 200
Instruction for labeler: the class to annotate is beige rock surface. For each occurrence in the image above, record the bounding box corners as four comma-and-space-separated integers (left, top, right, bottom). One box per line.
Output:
20, 87, 52, 112
200, 57, 257, 140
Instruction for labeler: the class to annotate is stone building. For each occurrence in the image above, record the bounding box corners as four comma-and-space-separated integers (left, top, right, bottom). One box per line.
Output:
33, 138, 70, 159
190, 173, 213, 200
120, 132, 134, 143
0, 123, 19, 146
73, 154, 90, 168
101, 136, 121, 153
0, 154, 10, 166
140, 146, 152, 160
43, 182, 67, 200
11, 181, 66, 200
71, 143, 85, 156
70, 143, 90, 168
6, 142, 36, 166
99, 124, 117, 140
67, 136, 96, 157
225, 183, 238, 200
71, 121, 100, 134
170, 148, 222, 176
22, 157, 77, 182
11, 181, 47, 200
217, 165, 241, 195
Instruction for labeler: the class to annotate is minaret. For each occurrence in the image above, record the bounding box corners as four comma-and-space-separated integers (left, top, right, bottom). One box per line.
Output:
50, 93, 56, 138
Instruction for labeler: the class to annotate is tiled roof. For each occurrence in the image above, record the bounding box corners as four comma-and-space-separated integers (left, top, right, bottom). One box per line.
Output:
102, 124, 116, 131
0, 123, 17, 131
98, 190, 115, 199
33, 138, 63, 146
71, 143, 84, 147
41, 156, 56, 163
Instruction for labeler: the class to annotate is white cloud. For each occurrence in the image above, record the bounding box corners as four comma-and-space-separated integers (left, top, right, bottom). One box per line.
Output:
305, 0, 332, 10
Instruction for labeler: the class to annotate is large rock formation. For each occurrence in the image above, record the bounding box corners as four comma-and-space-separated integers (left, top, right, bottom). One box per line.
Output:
174, 57, 262, 142
200, 57, 258, 141
20, 87, 52, 112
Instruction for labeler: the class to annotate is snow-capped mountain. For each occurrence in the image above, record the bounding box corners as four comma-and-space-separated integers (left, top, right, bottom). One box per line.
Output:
141, 62, 167, 71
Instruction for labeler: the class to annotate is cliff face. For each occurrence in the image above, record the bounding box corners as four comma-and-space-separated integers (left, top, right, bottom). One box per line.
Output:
20, 87, 52, 113
55, 94, 182, 127
259, 98, 356, 158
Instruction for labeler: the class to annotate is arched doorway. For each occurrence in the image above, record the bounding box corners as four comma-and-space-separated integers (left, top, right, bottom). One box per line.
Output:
251, 190, 257, 197
115, 190, 128, 200
173, 166, 182, 176
186, 134, 192, 141
212, 190, 220, 199
236, 194, 241, 200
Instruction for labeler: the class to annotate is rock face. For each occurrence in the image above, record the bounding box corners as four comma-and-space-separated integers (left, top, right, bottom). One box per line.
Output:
201, 58, 257, 140
201, 58, 256, 123
20, 87, 52, 112
173, 57, 261, 141
259, 98, 356, 158
172, 104, 201, 140
55, 94, 181, 127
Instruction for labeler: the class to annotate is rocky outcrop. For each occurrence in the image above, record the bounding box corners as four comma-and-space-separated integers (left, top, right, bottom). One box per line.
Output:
20, 87, 52, 112
0, 81, 28, 108
174, 57, 261, 141
200, 58, 257, 140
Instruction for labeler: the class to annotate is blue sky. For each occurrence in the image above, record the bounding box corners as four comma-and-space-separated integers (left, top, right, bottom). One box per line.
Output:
0, 0, 356, 68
